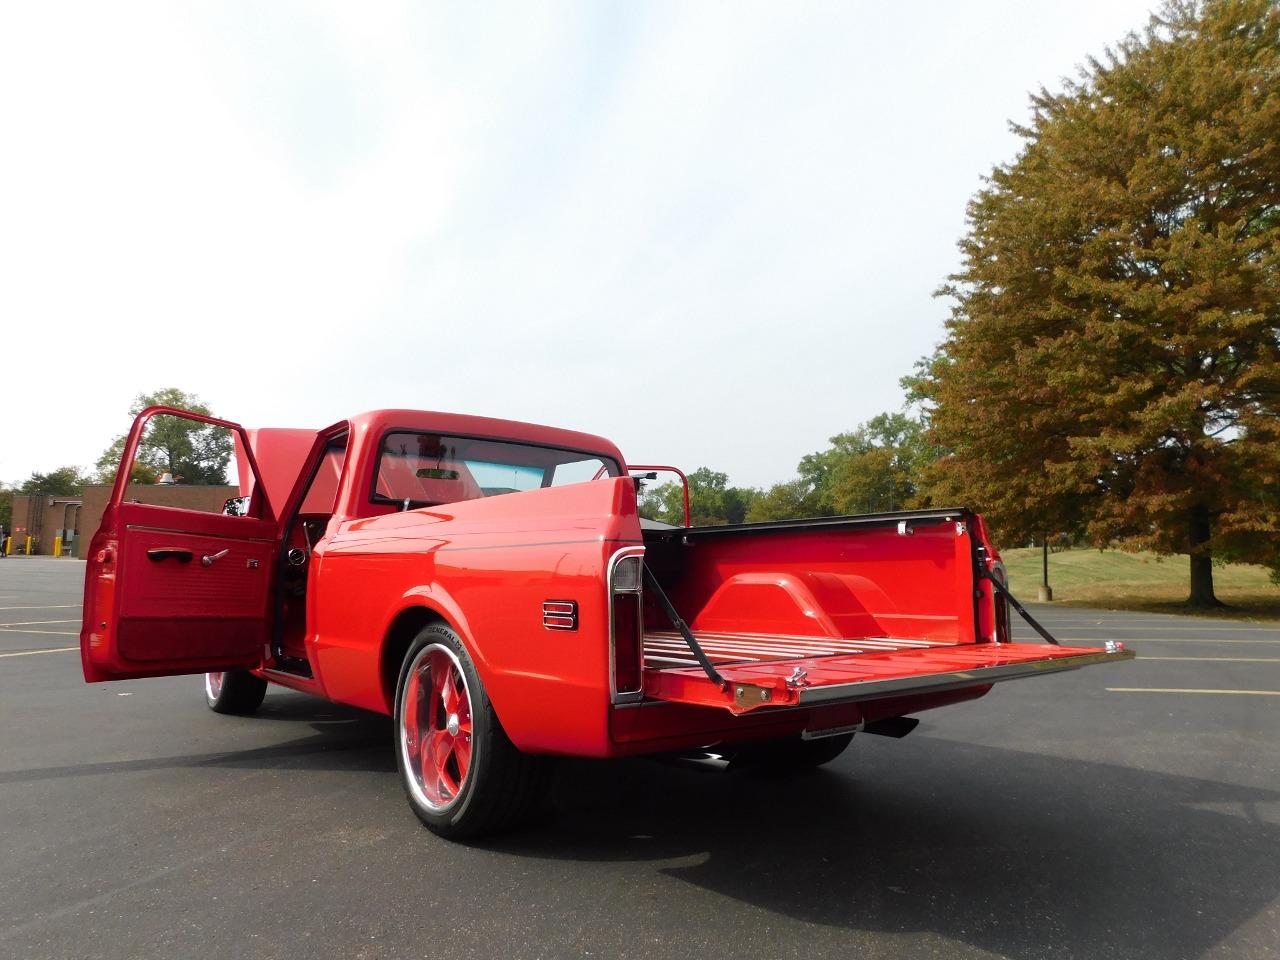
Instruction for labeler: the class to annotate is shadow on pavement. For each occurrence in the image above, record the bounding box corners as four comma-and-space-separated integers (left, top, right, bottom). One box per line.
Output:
489, 738, 1279, 960
8, 688, 1275, 959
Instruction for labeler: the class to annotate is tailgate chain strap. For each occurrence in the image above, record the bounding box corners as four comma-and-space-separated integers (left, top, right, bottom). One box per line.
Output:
642, 563, 729, 689
979, 566, 1060, 646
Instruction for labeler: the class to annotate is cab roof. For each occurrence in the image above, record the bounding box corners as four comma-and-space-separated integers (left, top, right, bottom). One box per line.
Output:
242, 409, 626, 519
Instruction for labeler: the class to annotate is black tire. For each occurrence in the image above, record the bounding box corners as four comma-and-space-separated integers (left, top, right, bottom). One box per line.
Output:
733, 732, 854, 773
394, 623, 550, 840
204, 670, 268, 715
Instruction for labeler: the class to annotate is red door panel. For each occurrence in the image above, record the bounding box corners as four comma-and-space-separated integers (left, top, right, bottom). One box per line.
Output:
114, 525, 274, 663
80, 405, 283, 682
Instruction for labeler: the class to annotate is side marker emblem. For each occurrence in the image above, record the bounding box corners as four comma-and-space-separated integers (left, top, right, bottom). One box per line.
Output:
542, 600, 578, 631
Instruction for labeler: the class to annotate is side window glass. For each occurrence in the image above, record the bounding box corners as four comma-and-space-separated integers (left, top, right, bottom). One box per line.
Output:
300, 440, 348, 514
118, 413, 257, 516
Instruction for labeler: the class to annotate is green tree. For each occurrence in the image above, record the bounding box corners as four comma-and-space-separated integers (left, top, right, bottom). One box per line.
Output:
746, 478, 823, 523
0, 486, 12, 532
749, 412, 936, 521
17, 467, 88, 496
96, 388, 233, 486
639, 467, 757, 526
909, 0, 1280, 606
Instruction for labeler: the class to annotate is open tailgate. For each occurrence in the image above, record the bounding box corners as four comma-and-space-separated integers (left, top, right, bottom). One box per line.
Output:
643, 638, 1134, 715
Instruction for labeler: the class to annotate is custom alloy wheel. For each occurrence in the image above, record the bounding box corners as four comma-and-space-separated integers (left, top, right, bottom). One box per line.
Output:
205, 671, 225, 702
398, 643, 474, 812
393, 623, 551, 839
204, 669, 268, 715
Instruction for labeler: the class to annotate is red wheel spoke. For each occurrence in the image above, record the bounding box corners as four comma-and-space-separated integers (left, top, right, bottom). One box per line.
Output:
404, 672, 422, 758
442, 667, 460, 715
429, 730, 452, 793
429, 652, 449, 709
439, 755, 460, 798
453, 735, 472, 779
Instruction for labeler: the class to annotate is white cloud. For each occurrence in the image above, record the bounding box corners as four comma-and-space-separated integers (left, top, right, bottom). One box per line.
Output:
0, 0, 1155, 488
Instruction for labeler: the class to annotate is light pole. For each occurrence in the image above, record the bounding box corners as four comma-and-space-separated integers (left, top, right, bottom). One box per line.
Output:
1037, 536, 1053, 602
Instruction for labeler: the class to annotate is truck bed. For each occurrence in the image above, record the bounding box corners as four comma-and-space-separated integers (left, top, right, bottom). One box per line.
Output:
642, 629, 960, 669
636, 510, 1131, 714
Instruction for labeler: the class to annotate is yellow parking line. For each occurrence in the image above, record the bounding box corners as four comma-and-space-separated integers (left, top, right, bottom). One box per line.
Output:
1138, 656, 1280, 663
0, 646, 78, 658
1107, 687, 1280, 696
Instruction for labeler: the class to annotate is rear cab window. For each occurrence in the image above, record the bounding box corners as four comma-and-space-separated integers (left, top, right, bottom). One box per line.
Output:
372, 432, 622, 508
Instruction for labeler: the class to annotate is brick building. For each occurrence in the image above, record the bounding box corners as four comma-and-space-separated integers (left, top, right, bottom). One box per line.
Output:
8, 495, 82, 556
10, 484, 237, 558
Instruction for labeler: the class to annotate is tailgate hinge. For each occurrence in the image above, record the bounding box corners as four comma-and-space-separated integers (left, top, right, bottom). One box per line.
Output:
733, 682, 775, 710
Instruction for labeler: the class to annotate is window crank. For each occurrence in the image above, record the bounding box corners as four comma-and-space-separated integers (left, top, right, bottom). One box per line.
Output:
202, 549, 231, 567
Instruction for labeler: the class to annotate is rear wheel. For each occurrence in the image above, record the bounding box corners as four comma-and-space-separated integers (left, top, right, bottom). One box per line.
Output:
204, 670, 268, 715
395, 624, 549, 840
734, 732, 854, 772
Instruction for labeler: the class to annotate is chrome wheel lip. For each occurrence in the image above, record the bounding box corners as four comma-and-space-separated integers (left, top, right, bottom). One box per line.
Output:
398, 642, 474, 814
205, 671, 224, 702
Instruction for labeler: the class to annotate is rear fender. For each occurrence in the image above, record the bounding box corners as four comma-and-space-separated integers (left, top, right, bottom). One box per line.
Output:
376, 590, 487, 716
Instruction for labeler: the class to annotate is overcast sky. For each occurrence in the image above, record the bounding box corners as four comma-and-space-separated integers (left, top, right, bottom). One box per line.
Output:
1, 0, 1156, 489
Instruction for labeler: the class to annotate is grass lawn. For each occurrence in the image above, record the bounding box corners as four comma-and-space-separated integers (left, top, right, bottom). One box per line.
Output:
1000, 546, 1280, 622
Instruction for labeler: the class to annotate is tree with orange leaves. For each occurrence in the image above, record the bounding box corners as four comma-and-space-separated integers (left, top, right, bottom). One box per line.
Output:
909, 0, 1280, 606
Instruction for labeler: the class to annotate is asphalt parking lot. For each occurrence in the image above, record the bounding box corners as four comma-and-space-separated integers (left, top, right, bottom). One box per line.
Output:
1, 558, 1277, 960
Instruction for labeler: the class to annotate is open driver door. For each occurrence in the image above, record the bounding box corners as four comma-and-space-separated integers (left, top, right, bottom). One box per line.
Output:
81, 406, 280, 682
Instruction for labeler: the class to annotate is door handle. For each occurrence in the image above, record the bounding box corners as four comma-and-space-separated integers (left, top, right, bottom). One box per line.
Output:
201, 549, 231, 567
147, 547, 193, 563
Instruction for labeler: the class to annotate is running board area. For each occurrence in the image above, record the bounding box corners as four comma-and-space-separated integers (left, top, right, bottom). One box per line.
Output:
642, 641, 1134, 715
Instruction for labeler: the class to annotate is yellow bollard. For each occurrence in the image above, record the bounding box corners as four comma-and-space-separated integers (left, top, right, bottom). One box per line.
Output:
53, 536, 63, 558
25, 535, 33, 556
2, 536, 9, 556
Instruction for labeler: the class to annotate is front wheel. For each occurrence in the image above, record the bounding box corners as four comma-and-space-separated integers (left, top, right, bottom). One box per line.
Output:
395, 624, 549, 840
204, 670, 268, 715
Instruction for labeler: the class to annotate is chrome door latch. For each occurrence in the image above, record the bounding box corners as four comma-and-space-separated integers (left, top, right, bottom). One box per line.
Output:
201, 549, 231, 567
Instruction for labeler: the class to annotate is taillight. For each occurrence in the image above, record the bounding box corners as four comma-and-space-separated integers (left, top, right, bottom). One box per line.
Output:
610, 554, 644, 699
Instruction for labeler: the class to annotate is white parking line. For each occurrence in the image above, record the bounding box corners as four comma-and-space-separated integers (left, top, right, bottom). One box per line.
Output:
0, 604, 82, 611
1023, 625, 1280, 632
1137, 656, 1280, 663
0, 628, 79, 636
1107, 687, 1280, 696
0, 646, 78, 658
1052, 638, 1280, 645
0, 619, 81, 627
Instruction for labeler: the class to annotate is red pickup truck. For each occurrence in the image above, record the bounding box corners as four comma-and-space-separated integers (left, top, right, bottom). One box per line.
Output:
81, 406, 1131, 838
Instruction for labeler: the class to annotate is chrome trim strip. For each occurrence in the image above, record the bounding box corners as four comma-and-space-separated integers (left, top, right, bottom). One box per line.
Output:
123, 524, 277, 543
607, 546, 646, 704
795, 649, 1136, 706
